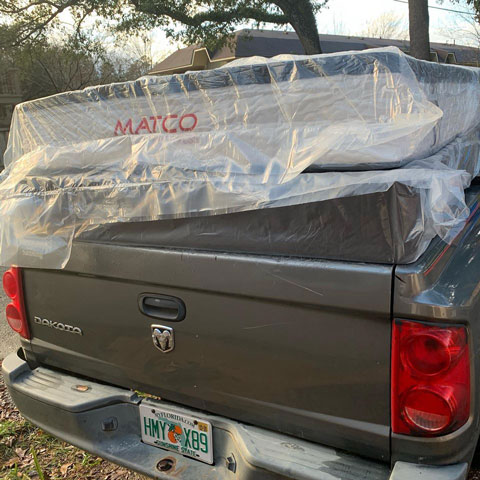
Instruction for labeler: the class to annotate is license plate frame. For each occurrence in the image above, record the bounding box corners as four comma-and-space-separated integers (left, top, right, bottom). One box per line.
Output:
139, 403, 214, 465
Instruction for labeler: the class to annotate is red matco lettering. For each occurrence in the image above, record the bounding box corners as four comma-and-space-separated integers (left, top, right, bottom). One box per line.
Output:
114, 114, 198, 136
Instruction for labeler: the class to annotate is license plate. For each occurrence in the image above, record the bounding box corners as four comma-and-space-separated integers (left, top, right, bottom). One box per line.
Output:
139, 404, 213, 464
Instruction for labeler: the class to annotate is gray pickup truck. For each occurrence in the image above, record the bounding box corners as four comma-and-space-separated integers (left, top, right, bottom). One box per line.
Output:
2, 180, 480, 480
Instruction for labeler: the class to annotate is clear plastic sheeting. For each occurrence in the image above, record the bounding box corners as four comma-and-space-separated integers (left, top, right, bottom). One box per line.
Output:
7, 46, 480, 173
0, 47, 479, 269
0, 131, 476, 268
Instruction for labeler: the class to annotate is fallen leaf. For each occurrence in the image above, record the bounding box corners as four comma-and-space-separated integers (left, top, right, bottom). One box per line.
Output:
3, 456, 21, 468
110, 471, 128, 480
60, 462, 73, 475
15, 447, 27, 459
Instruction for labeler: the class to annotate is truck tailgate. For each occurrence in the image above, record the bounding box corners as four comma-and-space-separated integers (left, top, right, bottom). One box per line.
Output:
22, 241, 393, 461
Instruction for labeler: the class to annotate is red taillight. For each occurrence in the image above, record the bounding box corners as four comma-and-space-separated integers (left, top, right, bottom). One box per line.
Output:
392, 319, 469, 436
2, 267, 29, 339
3, 270, 18, 298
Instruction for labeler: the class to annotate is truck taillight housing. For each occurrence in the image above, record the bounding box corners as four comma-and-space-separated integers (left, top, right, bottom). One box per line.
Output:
2, 267, 29, 339
392, 319, 470, 436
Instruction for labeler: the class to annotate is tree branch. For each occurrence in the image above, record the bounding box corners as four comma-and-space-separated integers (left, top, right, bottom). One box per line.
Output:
131, 1, 289, 26
35, 56, 60, 91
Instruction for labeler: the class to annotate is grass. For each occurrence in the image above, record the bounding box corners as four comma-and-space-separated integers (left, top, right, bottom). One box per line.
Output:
0, 368, 150, 480
0, 414, 151, 480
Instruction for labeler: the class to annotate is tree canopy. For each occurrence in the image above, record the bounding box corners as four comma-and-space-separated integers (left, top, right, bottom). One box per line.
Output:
0, 33, 153, 101
456, 0, 480, 22
362, 12, 407, 40
0, 0, 328, 55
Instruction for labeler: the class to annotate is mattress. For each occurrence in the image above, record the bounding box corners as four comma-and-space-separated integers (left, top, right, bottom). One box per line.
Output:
6, 47, 480, 173
0, 47, 479, 269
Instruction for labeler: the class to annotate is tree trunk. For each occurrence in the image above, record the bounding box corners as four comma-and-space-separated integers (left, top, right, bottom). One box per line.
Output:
408, 0, 430, 60
274, 0, 322, 54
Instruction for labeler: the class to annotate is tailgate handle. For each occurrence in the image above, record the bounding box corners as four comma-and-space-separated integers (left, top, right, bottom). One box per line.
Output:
139, 294, 186, 322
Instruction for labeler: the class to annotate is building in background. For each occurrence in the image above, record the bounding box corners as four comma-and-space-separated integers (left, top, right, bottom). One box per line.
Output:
149, 29, 480, 75
0, 68, 22, 167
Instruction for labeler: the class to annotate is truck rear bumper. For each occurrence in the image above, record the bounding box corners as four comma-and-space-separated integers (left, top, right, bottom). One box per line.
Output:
2, 350, 468, 480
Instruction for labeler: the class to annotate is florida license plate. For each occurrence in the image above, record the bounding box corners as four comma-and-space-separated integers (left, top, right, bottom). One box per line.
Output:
139, 404, 213, 464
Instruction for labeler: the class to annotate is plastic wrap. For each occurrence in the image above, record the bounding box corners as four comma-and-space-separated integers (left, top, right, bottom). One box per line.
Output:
76, 182, 468, 265
0, 47, 479, 268
7, 47, 480, 173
